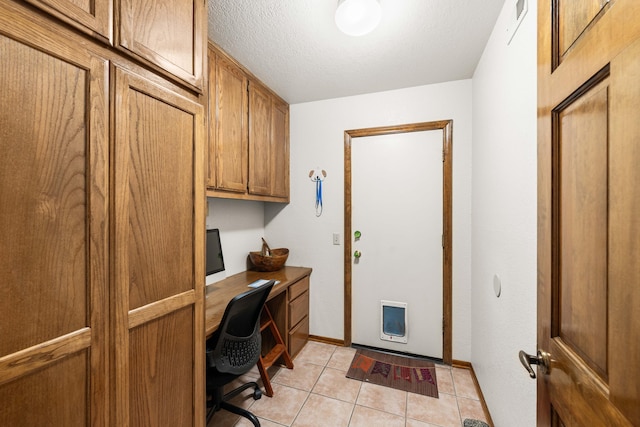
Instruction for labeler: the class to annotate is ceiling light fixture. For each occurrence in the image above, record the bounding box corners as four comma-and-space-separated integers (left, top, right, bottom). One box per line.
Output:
335, 0, 382, 37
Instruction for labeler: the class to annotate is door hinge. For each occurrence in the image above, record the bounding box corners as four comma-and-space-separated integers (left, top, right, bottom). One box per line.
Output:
442, 150, 445, 162
442, 234, 444, 248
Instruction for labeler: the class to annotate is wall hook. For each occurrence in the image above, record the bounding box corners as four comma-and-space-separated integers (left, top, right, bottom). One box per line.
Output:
309, 168, 327, 182
309, 168, 326, 216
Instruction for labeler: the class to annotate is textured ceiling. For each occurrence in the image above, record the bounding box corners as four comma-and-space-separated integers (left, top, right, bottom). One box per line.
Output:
207, 0, 505, 104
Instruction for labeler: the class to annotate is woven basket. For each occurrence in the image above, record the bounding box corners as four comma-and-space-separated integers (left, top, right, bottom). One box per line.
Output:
249, 248, 289, 272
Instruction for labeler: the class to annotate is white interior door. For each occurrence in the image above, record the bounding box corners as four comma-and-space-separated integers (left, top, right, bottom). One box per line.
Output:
351, 131, 443, 359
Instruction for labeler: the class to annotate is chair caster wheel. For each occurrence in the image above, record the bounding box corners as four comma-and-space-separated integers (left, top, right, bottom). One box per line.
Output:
253, 388, 262, 400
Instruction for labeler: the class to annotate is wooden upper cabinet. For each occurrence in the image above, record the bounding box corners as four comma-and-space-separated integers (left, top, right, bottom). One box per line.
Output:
210, 51, 249, 193
22, 0, 112, 42
18, 0, 205, 90
207, 44, 290, 203
118, 0, 205, 90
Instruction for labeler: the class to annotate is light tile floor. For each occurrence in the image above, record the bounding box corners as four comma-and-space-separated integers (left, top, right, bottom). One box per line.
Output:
208, 341, 490, 427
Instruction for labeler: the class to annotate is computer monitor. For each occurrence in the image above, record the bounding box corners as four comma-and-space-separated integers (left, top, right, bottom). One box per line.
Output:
206, 228, 225, 276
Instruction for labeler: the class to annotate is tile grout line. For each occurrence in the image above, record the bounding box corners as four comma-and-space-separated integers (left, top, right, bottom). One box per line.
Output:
404, 390, 409, 425
291, 345, 339, 427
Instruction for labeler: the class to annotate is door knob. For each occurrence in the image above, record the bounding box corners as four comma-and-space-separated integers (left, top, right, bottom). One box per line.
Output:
519, 350, 551, 378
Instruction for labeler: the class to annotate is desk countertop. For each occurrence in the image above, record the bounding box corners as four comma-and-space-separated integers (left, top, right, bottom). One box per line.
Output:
205, 266, 312, 336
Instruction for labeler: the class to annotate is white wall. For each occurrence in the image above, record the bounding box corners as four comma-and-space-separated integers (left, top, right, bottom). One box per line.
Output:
470, 0, 537, 425
206, 198, 266, 280
266, 80, 474, 361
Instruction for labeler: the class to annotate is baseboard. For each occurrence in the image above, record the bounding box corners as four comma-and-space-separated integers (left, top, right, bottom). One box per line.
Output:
308, 334, 345, 346
453, 360, 495, 427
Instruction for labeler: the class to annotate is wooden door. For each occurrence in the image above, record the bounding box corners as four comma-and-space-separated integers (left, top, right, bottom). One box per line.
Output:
213, 54, 248, 193
118, 0, 205, 89
270, 98, 290, 200
536, 0, 640, 424
113, 66, 205, 427
248, 81, 272, 196
0, 5, 109, 425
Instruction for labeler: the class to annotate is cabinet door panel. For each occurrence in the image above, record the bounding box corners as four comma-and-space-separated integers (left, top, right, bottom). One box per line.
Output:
288, 276, 309, 301
271, 100, 289, 199
118, 0, 204, 89
0, 13, 109, 426
24, 0, 111, 41
0, 351, 89, 426
289, 291, 309, 328
289, 316, 309, 359
113, 66, 205, 427
248, 83, 272, 196
124, 88, 195, 310
215, 56, 248, 192
206, 50, 216, 189
129, 307, 194, 426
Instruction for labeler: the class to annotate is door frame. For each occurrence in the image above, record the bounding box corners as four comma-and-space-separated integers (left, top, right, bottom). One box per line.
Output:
343, 120, 453, 364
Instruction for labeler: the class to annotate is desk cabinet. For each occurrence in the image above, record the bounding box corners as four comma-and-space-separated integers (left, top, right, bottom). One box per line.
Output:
264, 272, 309, 359
205, 267, 312, 360
288, 277, 310, 358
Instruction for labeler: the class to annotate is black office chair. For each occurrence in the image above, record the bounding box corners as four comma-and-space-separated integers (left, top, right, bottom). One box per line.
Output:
206, 281, 275, 426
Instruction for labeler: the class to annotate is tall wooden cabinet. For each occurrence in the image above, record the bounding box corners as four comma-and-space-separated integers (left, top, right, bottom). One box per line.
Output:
0, 2, 205, 426
207, 43, 290, 203
112, 67, 204, 426
0, 11, 110, 425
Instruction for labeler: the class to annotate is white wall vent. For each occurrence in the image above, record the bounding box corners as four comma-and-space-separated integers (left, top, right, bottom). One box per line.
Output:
506, 0, 528, 45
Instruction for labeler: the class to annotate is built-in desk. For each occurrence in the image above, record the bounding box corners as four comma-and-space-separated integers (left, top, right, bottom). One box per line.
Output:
205, 266, 312, 359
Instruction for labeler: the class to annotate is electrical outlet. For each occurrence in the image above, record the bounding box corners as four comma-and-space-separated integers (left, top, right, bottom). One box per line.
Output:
333, 233, 340, 245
